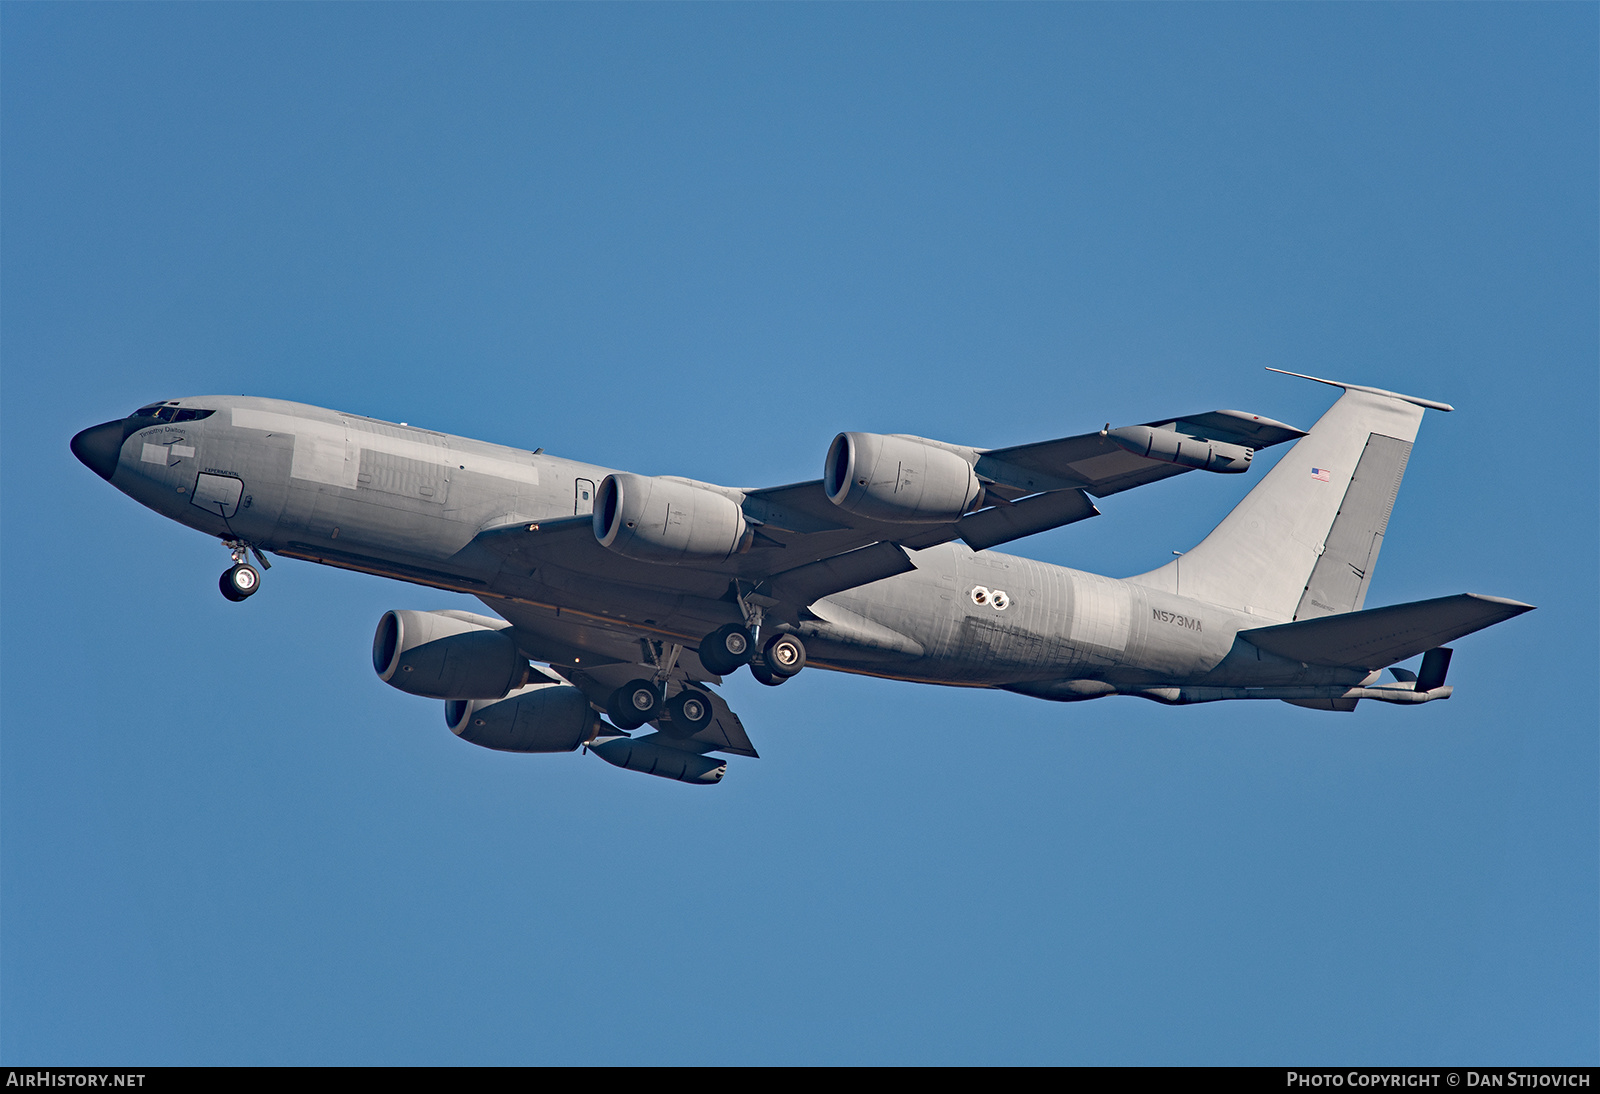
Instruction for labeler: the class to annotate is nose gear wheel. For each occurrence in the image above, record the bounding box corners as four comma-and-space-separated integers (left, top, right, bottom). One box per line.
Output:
218, 538, 270, 602
220, 563, 260, 602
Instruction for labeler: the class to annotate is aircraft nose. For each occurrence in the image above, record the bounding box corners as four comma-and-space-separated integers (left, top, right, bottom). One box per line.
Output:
71, 419, 128, 481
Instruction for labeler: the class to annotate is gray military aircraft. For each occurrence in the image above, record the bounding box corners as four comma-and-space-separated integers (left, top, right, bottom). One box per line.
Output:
72, 370, 1531, 785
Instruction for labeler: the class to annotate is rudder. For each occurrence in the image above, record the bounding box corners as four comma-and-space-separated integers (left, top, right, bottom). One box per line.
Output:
1128, 372, 1451, 621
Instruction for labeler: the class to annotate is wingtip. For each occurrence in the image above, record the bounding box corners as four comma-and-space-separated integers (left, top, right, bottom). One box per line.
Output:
1464, 593, 1536, 614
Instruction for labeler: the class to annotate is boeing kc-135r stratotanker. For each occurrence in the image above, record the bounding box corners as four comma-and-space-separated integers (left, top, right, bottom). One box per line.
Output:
71, 370, 1532, 785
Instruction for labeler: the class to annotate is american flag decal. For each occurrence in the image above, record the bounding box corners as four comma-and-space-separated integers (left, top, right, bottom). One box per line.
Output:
1310, 467, 1331, 482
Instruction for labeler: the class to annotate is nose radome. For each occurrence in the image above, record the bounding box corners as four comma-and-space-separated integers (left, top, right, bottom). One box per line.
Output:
71, 419, 128, 481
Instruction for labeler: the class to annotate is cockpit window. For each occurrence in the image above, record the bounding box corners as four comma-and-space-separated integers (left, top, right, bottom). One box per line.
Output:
131, 403, 213, 423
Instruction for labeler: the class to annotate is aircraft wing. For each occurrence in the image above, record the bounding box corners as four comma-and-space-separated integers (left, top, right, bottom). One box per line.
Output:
472, 407, 1304, 616
974, 409, 1307, 498
738, 408, 1304, 556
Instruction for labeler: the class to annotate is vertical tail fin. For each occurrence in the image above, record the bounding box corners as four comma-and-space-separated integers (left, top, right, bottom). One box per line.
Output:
1129, 372, 1452, 621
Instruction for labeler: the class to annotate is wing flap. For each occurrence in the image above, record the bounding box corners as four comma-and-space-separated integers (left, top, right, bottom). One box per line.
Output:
762, 541, 915, 606
674, 689, 759, 758
956, 488, 1099, 551
741, 481, 851, 533
1238, 593, 1533, 669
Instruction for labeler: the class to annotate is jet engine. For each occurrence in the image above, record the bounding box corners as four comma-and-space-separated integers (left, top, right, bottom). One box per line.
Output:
373, 609, 531, 700
1106, 425, 1253, 473
445, 683, 600, 753
593, 473, 750, 564
824, 433, 982, 523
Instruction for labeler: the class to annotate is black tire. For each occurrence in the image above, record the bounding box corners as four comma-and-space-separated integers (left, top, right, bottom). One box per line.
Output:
607, 679, 661, 730
666, 689, 715, 733
762, 633, 807, 677
749, 659, 788, 687
698, 624, 754, 676
220, 563, 260, 601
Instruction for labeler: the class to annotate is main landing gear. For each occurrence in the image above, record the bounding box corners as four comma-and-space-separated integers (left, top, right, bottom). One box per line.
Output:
605, 678, 717, 734
695, 620, 807, 688
605, 639, 718, 734
665, 689, 714, 733
698, 623, 755, 675
607, 679, 662, 730
218, 538, 271, 602
750, 633, 806, 687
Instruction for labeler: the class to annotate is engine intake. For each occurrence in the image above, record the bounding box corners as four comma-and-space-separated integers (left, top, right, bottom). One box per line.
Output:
824, 433, 982, 523
594, 473, 750, 564
373, 609, 530, 700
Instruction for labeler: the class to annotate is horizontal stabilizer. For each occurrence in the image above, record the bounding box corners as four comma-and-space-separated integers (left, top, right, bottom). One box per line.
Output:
1239, 593, 1533, 670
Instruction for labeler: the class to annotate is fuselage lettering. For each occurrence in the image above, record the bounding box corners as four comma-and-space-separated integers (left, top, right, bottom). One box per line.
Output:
1151, 608, 1201, 632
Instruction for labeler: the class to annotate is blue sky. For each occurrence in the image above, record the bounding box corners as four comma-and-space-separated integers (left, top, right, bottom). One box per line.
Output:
3, 4, 1595, 1064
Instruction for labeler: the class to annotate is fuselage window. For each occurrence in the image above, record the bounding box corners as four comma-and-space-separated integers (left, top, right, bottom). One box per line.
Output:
130, 404, 213, 423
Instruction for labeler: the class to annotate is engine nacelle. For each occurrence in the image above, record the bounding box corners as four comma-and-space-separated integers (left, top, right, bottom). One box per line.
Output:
445, 683, 599, 753
588, 736, 727, 785
824, 433, 982, 523
373, 609, 530, 701
1107, 426, 1253, 473
594, 473, 750, 564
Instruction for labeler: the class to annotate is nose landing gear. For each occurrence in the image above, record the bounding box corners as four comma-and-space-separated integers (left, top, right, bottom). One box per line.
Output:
220, 562, 261, 602
218, 538, 271, 602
